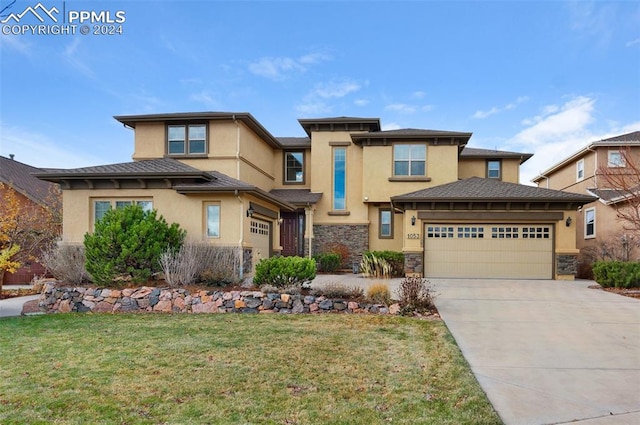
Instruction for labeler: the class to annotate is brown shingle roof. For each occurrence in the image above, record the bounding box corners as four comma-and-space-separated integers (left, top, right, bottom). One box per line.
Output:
269, 189, 322, 205
34, 158, 212, 180
277, 137, 311, 148
0, 155, 59, 207
600, 131, 640, 143
391, 177, 596, 203
587, 187, 639, 205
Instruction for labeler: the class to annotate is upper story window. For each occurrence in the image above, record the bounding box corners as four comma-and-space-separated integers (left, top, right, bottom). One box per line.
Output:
608, 150, 625, 168
168, 124, 207, 155
584, 207, 595, 239
284, 152, 304, 184
576, 159, 585, 181
393, 144, 426, 176
487, 160, 501, 179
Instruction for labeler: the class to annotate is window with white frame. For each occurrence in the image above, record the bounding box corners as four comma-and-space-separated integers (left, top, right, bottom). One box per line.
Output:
576, 159, 584, 181
584, 208, 595, 238
608, 150, 625, 168
205, 203, 220, 238
393, 144, 426, 176
168, 124, 207, 155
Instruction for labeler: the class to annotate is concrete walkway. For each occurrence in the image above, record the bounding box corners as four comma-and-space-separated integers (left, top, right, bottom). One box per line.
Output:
0, 294, 40, 318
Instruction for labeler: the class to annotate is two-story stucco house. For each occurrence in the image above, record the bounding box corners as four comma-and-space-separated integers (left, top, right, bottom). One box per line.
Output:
36, 112, 595, 280
533, 131, 640, 267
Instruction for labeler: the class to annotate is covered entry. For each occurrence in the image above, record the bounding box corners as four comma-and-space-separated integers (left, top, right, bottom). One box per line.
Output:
424, 223, 553, 279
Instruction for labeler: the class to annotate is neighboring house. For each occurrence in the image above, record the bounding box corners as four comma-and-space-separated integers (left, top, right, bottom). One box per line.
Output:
533, 131, 640, 267
0, 155, 61, 284
36, 113, 594, 280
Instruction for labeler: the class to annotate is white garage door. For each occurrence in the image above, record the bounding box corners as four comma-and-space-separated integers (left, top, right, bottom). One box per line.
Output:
424, 224, 553, 279
250, 219, 271, 264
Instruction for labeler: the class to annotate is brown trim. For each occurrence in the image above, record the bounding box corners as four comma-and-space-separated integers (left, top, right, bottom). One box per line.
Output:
329, 141, 351, 146
388, 176, 432, 182
249, 202, 279, 219
328, 211, 351, 216
417, 211, 564, 221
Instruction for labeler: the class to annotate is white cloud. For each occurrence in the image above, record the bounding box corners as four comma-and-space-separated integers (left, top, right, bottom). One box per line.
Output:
248, 52, 331, 81
0, 122, 102, 169
472, 96, 529, 119
62, 38, 94, 79
381, 122, 401, 131
386, 103, 417, 114
411, 91, 426, 99
190, 90, 220, 109
295, 79, 361, 115
354, 99, 369, 107
626, 38, 640, 47
0, 33, 32, 55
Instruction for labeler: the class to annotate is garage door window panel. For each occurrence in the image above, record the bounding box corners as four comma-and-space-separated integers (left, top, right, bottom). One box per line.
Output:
457, 226, 484, 238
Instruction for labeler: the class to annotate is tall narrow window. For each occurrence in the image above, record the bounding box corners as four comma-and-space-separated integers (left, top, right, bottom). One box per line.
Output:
576, 159, 584, 181
284, 152, 304, 183
379, 209, 392, 238
393, 144, 426, 176
487, 160, 501, 179
206, 204, 220, 238
585, 208, 595, 238
333, 147, 346, 210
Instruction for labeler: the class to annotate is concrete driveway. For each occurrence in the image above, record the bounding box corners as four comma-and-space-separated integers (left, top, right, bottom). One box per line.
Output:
431, 278, 640, 425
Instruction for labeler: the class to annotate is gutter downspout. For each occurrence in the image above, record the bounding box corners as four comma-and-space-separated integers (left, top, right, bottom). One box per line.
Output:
236, 190, 244, 279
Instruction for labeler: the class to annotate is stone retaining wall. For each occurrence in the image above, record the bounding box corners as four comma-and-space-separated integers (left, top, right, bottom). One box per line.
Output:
39, 282, 401, 315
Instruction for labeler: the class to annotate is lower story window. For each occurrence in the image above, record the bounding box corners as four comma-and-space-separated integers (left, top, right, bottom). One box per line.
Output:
379, 209, 392, 238
93, 199, 153, 227
206, 203, 220, 238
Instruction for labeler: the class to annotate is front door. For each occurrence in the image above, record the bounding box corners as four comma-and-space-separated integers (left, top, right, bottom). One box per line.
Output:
280, 212, 303, 256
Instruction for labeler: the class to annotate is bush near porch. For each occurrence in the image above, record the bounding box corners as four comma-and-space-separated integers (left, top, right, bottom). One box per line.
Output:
592, 261, 640, 289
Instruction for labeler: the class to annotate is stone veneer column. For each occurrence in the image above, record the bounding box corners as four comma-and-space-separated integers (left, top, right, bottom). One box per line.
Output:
403, 252, 423, 277
556, 254, 578, 277
312, 224, 368, 267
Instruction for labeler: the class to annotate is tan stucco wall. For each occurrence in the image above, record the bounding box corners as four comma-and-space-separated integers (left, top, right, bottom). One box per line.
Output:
132, 122, 165, 160
272, 149, 312, 189
458, 158, 521, 183
367, 204, 403, 252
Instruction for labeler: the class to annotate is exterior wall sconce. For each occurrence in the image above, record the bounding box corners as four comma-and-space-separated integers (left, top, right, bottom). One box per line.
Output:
277, 218, 284, 225
247, 206, 254, 217
411, 216, 416, 226
565, 217, 572, 227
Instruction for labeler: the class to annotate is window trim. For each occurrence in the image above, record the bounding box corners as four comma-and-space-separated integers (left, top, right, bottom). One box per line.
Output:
576, 159, 585, 182
487, 159, 502, 179
584, 207, 596, 239
166, 123, 208, 156
393, 143, 426, 177
283, 151, 305, 185
204, 202, 221, 239
379, 208, 393, 239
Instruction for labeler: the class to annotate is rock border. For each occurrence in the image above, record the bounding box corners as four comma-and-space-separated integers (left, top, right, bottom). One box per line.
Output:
39, 283, 402, 315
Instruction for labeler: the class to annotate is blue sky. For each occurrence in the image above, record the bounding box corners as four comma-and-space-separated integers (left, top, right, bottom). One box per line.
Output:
0, 0, 639, 184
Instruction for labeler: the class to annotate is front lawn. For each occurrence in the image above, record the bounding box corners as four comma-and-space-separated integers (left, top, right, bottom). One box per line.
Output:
0, 314, 501, 424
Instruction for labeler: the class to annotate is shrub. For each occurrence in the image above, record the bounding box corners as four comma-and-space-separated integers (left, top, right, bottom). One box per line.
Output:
41, 244, 89, 285
592, 261, 640, 289
253, 256, 316, 288
310, 283, 364, 299
160, 243, 243, 288
323, 242, 350, 267
366, 282, 391, 305
313, 252, 341, 273
397, 276, 436, 314
361, 251, 404, 278
84, 205, 185, 287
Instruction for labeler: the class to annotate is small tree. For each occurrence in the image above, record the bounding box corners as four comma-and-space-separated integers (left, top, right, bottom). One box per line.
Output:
0, 182, 61, 292
84, 205, 185, 286
597, 146, 640, 232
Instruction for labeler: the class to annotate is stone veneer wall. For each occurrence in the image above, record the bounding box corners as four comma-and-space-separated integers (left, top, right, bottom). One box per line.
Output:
39, 282, 401, 315
312, 224, 368, 267
557, 254, 578, 276
403, 252, 423, 276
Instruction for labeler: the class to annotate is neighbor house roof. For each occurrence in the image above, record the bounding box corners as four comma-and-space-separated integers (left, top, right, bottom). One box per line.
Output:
391, 177, 596, 204
532, 130, 640, 182
0, 155, 59, 207
113, 112, 282, 148
269, 189, 322, 206
587, 187, 640, 205
460, 147, 533, 164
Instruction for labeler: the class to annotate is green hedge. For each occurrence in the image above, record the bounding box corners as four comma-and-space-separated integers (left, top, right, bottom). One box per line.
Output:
313, 252, 341, 273
253, 256, 316, 288
592, 261, 640, 289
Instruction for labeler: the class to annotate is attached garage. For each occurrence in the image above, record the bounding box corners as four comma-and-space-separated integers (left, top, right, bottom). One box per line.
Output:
424, 223, 553, 279
250, 219, 272, 264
